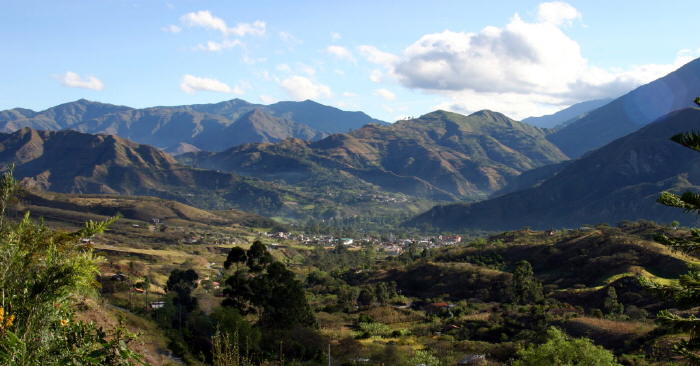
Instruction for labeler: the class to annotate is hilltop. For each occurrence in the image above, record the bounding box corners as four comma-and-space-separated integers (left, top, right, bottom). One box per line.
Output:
180, 109, 568, 204
408, 107, 700, 231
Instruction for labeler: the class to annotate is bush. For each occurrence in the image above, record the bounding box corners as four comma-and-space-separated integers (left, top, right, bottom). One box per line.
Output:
512, 327, 621, 366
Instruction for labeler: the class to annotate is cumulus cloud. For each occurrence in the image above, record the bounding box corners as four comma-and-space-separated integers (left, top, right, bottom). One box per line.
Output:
280, 76, 332, 101
357, 2, 697, 118
180, 10, 265, 36
374, 88, 396, 101
58, 71, 104, 91
180, 74, 244, 95
326, 45, 355, 61
195, 39, 242, 52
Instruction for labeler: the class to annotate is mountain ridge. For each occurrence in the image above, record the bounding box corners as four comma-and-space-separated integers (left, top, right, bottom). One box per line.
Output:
407, 107, 700, 230
0, 98, 387, 153
547, 58, 700, 157
179, 108, 568, 203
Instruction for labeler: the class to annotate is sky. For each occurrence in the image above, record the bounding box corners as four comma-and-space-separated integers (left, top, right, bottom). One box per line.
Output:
1, 0, 699, 122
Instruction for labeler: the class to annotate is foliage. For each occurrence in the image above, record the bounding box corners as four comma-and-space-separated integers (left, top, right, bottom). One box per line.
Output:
0, 168, 143, 365
512, 261, 544, 305
223, 242, 317, 329
603, 287, 624, 316
512, 327, 621, 366
655, 98, 700, 364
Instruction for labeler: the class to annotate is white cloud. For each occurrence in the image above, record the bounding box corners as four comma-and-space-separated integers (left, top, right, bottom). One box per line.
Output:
537, 1, 581, 26
180, 10, 265, 36
162, 24, 182, 33
280, 76, 332, 101
276, 64, 291, 72
58, 71, 104, 91
374, 88, 396, 101
229, 20, 266, 36
180, 74, 244, 95
358, 45, 399, 66
379, 2, 698, 119
342, 91, 357, 97
331, 32, 342, 41
326, 45, 355, 61
195, 39, 242, 52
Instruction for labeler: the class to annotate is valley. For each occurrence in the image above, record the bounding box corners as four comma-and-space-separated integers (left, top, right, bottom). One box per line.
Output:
4, 5, 700, 364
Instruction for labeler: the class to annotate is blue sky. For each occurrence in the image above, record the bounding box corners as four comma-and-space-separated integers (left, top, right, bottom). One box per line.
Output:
1, 0, 698, 121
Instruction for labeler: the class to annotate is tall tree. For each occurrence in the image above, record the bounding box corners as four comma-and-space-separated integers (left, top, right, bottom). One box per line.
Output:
512, 260, 544, 305
655, 97, 700, 364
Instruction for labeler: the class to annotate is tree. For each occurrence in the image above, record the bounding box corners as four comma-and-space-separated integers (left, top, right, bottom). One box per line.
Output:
654, 98, 700, 364
222, 243, 316, 329
166, 269, 199, 328
512, 260, 544, 305
224, 247, 247, 270
513, 327, 621, 366
246, 240, 273, 272
603, 286, 624, 316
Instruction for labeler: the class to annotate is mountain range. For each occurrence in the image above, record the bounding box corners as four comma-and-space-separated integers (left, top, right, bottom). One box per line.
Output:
0, 127, 305, 216
547, 57, 700, 158
522, 98, 612, 129
0, 98, 385, 153
407, 107, 700, 231
178, 109, 568, 202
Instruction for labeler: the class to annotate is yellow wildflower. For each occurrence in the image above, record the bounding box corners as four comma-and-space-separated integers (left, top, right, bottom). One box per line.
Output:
60, 318, 69, 327
0, 307, 13, 331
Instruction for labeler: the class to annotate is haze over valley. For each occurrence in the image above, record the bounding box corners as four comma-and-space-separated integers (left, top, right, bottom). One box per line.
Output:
3, 1, 700, 365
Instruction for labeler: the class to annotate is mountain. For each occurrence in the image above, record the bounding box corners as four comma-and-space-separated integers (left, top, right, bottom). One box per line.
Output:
17, 190, 284, 230
0, 99, 386, 153
0, 127, 302, 216
522, 98, 612, 129
407, 107, 700, 231
179, 109, 568, 202
548, 57, 700, 158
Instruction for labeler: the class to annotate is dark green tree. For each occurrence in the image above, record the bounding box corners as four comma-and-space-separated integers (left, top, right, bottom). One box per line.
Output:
655, 97, 700, 364
222, 242, 316, 329
603, 286, 624, 316
166, 269, 199, 328
246, 240, 273, 272
512, 260, 544, 305
357, 288, 375, 307
224, 247, 247, 270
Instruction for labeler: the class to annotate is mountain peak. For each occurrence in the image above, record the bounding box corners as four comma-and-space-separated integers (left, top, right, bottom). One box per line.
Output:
468, 109, 512, 120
